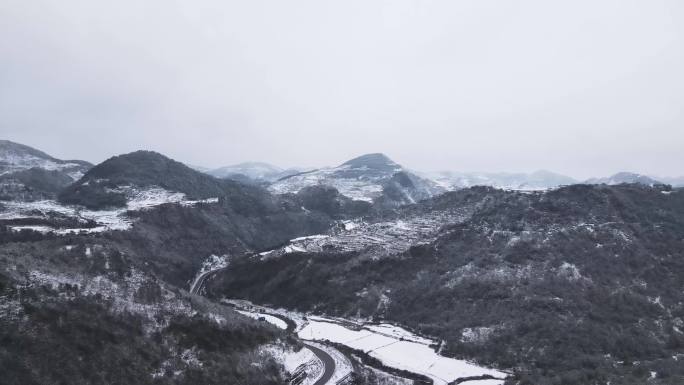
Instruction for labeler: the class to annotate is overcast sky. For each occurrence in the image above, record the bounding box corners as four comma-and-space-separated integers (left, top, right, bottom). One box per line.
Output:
1, 1, 683, 179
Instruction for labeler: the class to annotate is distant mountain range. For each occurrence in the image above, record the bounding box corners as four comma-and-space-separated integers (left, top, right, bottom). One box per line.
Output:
206, 162, 306, 183
585, 172, 664, 186
199, 153, 684, 198
659, 175, 684, 187
1, 139, 682, 206
429, 170, 578, 191
430, 170, 682, 190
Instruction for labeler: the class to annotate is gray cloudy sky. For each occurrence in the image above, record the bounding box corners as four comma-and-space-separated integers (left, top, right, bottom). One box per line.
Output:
1, 0, 683, 179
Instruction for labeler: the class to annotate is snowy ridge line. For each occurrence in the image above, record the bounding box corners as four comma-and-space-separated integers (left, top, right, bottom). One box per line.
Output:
0, 148, 86, 179
269, 164, 386, 203
1, 187, 219, 235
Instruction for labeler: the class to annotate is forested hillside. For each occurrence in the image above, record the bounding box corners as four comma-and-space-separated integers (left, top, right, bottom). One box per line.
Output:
207, 184, 684, 384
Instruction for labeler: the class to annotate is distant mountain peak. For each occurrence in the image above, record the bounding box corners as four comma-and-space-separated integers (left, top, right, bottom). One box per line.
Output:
0, 139, 92, 182
0, 140, 58, 162
80, 150, 192, 179
429, 170, 577, 191
59, 150, 241, 209
206, 161, 305, 182
270, 153, 442, 205
585, 172, 662, 186
230, 161, 283, 170
340, 153, 399, 171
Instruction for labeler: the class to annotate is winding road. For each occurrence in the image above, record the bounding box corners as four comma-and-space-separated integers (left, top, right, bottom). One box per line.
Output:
189, 269, 214, 295
304, 343, 336, 385
190, 268, 338, 385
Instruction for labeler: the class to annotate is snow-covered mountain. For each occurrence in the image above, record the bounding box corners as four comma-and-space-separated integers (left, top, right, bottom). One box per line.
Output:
58, 150, 250, 210
208, 162, 305, 182
584, 172, 663, 186
429, 170, 577, 191
269, 153, 443, 204
0, 140, 92, 180
0, 140, 93, 201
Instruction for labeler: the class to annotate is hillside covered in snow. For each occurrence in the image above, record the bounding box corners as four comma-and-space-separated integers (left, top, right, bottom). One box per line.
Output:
270, 153, 444, 206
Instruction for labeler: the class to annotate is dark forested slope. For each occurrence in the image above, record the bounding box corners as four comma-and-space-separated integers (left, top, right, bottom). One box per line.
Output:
208, 184, 684, 384
59, 151, 259, 209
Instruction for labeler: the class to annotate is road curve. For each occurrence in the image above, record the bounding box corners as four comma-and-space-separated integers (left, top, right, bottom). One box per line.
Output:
189, 270, 211, 294
303, 343, 336, 385
191, 268, 338, 385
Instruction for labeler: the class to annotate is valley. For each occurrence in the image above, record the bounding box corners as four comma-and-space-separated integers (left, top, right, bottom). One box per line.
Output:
1, 140, 684, 385
4, 2, 683, 384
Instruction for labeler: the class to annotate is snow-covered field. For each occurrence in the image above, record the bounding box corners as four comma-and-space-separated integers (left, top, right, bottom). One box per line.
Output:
299, 318, 505, 385
0, 187, 218, 235
224, 300, 507, 385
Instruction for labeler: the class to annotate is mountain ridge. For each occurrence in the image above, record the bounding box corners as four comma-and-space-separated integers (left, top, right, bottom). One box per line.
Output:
0, 140, 92, 174
270, 152, 443, 205
58, 150, 264, 209
585, 171, 664, 186
0, 140, 93, 201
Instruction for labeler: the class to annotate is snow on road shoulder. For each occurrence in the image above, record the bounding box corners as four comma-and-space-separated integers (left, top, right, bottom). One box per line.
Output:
189, 254, 229, 293
306, 341, 354, 384
262, 344, 324, 385
237, 310, 288, 330
223, 299, 309, 330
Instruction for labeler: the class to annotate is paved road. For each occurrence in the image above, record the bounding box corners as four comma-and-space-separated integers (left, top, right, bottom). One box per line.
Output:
304, 343, 336, 385
191, 268, 338, 384
189, 270, 211, 294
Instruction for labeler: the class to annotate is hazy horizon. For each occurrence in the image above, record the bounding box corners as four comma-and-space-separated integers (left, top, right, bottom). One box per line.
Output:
2, 1, 683, 180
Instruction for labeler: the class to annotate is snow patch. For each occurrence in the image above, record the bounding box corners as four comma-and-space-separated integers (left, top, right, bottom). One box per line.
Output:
1, 187, 219, 235
557, 262, 583, 281
262, 344, 323, 385
306, 341, 354, 383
